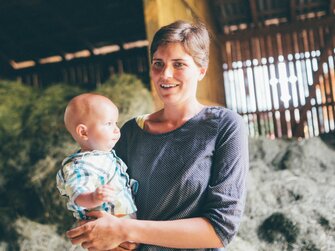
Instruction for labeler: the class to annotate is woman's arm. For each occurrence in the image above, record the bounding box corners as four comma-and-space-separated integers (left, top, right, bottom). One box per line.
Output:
67, 211, 223, 250
125, 216, 223, 248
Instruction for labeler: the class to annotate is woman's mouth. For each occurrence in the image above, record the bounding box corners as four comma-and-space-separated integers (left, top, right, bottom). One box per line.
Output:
160, 84, 179, 89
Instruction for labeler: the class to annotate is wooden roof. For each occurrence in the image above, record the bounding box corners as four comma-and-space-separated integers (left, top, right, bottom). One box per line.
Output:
0, 0, 146, 72
1, 0, 334, 74
210, 0, 334, 35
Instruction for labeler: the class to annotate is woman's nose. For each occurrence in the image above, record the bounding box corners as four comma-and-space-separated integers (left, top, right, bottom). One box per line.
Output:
162, 65, 173, 78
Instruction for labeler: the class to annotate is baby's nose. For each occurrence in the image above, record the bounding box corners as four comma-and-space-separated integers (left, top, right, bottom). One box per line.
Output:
114, 126, 120, 133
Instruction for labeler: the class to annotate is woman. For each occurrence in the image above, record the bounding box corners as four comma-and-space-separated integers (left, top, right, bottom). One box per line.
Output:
67, 20, 249, 251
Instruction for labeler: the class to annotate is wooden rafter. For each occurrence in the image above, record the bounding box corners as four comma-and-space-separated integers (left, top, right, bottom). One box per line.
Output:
290, 0, 297, 22
248, 0, 259, 27
220, 15, 335, 41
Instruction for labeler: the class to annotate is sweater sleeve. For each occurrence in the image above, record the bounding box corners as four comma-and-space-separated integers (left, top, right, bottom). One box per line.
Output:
201, 112, 249, 247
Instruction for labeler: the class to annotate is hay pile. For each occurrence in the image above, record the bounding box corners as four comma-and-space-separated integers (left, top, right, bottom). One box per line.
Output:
230, 136, 335, 251
1, 136, 334, 250
1, 218, 85, 251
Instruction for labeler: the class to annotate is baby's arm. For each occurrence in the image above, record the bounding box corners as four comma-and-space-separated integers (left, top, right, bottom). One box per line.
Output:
75, 184, 114, 209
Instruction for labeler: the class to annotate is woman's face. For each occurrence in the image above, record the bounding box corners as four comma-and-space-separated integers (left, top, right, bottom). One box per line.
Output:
151, 42, 206, 105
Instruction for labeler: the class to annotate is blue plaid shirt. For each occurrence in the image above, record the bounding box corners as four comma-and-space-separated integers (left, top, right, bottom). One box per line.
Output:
56, 149, 137, 220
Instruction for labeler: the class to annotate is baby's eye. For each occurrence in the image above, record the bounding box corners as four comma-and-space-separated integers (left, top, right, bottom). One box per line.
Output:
106, 122, 113, 126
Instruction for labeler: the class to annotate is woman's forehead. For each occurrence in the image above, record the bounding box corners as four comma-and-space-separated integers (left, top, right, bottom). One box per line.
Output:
153, 43, 192, 59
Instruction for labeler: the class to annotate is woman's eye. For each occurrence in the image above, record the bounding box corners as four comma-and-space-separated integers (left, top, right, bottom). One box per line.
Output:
153, 61, 164, 69
174, 62, 185, 69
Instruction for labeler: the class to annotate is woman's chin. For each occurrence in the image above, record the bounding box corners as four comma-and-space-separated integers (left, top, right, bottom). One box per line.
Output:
159, 94, 181, 104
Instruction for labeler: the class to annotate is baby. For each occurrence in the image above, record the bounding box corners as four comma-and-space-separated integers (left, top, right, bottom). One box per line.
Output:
56, 93, 137, 220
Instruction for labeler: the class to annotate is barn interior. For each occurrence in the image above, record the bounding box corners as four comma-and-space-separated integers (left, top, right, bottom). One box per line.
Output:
0, 1, 334, 250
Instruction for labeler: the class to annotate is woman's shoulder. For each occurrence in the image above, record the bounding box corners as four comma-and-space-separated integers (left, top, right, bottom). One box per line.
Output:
203, 106, 244, 125
121, 117, 137, 131
203, 107, 248, 146
202, 106, 247, 138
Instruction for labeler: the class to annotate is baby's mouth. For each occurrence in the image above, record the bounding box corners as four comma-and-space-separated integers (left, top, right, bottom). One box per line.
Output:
160, 83, 179, 89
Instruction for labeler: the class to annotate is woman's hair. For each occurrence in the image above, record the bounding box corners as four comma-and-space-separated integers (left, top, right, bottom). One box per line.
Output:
150, 20, 210, 68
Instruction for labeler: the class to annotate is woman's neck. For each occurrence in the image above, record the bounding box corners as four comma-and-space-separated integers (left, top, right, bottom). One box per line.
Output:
162, 101, 204, 123
144, 100, 205, 134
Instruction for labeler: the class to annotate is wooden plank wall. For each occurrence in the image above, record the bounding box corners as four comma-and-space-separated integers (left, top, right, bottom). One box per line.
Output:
13, 47, 150, 90
222, 26, 335, 138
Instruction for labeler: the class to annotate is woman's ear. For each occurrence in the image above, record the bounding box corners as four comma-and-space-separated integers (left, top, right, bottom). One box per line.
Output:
198, 67, 207, 81
76, 124, 88, 140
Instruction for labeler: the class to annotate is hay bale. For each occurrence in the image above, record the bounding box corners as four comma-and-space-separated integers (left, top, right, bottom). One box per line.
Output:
237, 136, 335, 251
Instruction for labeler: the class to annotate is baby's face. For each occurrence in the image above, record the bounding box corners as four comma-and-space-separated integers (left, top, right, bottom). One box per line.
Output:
85, 103, 120, 151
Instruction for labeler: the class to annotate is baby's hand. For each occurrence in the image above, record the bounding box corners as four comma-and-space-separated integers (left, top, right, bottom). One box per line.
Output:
93, 184, 114, 203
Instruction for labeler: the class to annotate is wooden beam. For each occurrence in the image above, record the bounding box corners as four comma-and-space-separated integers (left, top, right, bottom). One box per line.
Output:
249, 0, 259, 27
290, 0, 297, 22
220, 15, 335, 41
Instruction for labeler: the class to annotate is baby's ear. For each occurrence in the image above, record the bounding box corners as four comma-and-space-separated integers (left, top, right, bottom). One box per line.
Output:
76, 124, 88, 140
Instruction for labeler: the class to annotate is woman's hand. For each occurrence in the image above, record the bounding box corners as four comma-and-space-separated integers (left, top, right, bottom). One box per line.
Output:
99, 242, 138, 251
66, 211, 128, 250
118, 242, 138, 250
86, 242, 138, 251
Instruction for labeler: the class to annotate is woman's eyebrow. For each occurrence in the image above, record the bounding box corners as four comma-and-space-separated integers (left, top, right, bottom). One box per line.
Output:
152, 58, 188, 62
171, 58, 186, 61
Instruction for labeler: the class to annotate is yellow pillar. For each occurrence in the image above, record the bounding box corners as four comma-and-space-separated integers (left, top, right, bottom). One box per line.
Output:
143, 0, 225, 108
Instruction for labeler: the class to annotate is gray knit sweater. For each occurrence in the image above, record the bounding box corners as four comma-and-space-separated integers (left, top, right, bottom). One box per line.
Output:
115, 107, 249, 250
